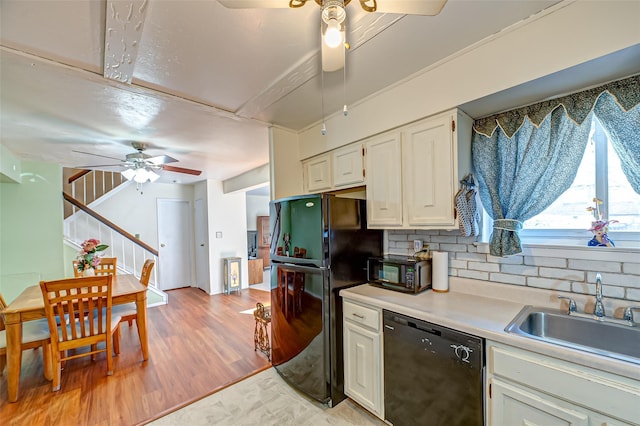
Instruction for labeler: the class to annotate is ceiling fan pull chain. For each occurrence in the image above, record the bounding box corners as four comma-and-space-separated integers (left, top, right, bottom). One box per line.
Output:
321, 17, 327, 136
343, 41, 348, 117
321, 67, 327, 136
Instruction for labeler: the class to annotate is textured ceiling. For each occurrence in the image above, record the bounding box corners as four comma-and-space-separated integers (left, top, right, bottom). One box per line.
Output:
4, 0, 625, 185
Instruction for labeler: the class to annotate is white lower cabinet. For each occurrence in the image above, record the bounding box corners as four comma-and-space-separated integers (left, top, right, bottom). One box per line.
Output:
491, 378, 589, 425
487, 341, 640, 426
343, 299, 384, 419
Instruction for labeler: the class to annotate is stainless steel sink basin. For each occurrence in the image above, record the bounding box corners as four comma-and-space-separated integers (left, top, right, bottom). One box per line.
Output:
505, 306, 640, 365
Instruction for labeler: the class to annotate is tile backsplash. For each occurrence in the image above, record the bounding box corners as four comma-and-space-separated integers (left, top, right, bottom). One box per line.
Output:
387, 230, 640, 302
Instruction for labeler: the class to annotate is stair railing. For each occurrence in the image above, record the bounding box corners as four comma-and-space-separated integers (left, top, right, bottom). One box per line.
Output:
63, 192, 162, 294
64, 169, 127, 218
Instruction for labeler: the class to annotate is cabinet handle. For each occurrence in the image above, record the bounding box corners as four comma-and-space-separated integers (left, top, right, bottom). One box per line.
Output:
352, 313, 365, 319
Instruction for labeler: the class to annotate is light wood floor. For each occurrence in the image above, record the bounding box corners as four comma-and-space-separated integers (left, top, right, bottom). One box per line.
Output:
0, 287, 271, 426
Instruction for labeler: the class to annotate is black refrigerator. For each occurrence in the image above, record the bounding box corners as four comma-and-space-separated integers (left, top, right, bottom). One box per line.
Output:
269, 193, 383, 407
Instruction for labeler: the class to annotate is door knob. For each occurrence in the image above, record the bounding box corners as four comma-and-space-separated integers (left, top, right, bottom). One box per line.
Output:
200, 243, 205, 247
161, 243, 166, 247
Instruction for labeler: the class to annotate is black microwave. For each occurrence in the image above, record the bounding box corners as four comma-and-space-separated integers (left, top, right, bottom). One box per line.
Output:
367, 256, 432, 294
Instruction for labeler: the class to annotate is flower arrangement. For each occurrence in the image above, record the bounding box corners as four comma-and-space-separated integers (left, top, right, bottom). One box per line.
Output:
586, 198, 617, 247
76, 238, 109, 272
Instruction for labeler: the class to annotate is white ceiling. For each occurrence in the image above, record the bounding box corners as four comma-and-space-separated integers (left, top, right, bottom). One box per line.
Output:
2, 0, 634, 185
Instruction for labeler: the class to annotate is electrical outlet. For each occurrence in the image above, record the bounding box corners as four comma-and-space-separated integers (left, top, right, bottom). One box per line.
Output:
414, 240, 423, 252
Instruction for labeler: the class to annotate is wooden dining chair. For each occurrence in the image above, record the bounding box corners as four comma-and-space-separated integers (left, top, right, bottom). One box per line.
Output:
113, 259, 155, 327
40, 276, 121, 392
0, 293, 52, 380
94, 257, 117, 276
72, 260, 83, 278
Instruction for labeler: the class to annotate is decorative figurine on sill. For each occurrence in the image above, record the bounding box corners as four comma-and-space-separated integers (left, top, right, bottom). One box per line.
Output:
586, 198, 617, 247
588, 220, 616, 247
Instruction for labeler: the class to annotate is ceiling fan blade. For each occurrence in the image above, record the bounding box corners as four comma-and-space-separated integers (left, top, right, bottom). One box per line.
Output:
147, 155, 179, 165
217, 0, 291, 9
372, 0, 448, 16
72, 150, 125, 162
162, 165, 202, 176
74, 164, 126, 168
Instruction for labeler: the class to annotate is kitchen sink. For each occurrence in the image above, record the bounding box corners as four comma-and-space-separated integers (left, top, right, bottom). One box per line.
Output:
505, 306, 640, 365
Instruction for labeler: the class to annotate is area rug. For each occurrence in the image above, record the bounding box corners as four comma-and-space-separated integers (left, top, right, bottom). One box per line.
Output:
148, 367, 385, 426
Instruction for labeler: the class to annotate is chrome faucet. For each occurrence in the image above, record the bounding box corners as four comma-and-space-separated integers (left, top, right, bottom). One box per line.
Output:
623, 306, 640, 323
594, 272, 605, 319
558, 296, 576, 314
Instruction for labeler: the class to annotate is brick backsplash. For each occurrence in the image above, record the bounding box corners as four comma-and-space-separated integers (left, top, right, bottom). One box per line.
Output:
387, 230, 640, 302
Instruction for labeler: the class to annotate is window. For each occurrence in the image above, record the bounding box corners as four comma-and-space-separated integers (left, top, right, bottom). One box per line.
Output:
519, 117, 640, 247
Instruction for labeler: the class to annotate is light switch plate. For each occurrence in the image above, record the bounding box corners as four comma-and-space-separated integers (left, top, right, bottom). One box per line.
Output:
216, 232, 223, 238
414, 239, 423, 252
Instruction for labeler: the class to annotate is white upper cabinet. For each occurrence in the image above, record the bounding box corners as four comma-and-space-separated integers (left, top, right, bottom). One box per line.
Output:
366, 108, 472, 229
333, 143, 365, 188
303, 142, 366, 194
303, 153, 332, 193
365, 132, 403, 227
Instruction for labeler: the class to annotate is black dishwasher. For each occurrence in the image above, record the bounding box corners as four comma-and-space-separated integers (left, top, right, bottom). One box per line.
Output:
383, 310, 484, 426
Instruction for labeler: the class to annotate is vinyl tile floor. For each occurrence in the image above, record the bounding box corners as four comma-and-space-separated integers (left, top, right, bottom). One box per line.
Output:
149, 367, 386, 426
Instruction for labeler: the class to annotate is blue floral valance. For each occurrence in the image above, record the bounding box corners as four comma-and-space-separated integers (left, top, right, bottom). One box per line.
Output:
473, 74, 640, 138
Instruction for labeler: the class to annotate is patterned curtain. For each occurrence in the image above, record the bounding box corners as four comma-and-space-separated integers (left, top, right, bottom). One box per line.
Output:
593, 93, 640, 194
472, 75, 640, 257
473, 109, 591, 256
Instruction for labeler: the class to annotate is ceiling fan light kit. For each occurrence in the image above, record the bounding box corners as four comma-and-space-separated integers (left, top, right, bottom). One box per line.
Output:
121, 166, 161, 184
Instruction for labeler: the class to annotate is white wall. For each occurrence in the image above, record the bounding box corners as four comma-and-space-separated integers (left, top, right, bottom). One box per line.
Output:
93, 181, 194, 248
205, 179, 249, 294
269, 126, 303, 200
295, 0, 640, 159
246, 194, 270, 231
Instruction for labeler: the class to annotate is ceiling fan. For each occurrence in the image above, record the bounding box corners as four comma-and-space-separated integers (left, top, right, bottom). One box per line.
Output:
73, 142, 202, 183
218, 0, 448, 71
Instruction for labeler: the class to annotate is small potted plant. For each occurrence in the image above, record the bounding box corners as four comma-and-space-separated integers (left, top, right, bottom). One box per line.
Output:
76, 238, 109, 275
586, 198, 617, 247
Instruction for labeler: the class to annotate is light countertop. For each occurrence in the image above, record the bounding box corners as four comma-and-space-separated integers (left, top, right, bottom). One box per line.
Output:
340, 277, 640, 382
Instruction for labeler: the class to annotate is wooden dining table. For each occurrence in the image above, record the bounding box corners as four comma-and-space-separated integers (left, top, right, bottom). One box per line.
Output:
2, 274, 149, 402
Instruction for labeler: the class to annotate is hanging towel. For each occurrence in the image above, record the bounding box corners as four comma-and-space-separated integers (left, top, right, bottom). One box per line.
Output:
455, 174, 480, 237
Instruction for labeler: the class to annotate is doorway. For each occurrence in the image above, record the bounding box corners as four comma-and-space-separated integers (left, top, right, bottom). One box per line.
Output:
157, 199, 194, 290
194, 198, 210, 293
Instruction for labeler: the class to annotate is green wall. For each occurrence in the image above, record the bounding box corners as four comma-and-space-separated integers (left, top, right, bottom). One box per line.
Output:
0, 161, 65, 303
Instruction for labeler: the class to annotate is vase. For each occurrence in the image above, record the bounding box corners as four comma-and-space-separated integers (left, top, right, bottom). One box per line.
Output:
83, 268, 95, 277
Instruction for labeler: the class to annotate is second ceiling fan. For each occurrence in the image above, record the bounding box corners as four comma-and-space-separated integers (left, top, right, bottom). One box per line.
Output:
74, 142, 202, 184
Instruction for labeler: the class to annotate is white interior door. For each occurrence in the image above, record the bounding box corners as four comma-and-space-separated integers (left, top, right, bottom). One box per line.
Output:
194, 198, 210, 293
157, 199, 194, 290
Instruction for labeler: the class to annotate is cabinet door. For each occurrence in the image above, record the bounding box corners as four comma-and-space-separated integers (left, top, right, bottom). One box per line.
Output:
365, 132, 403, 227
304, 154, 332, 192
344, 320, 383, 418
333, 143, 364, 188
403, 114, 456, 227
490, 379, 589, 426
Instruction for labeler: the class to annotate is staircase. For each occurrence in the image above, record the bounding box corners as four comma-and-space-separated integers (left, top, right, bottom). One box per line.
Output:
63, 169, 166, 304
63, 168, 127, 218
